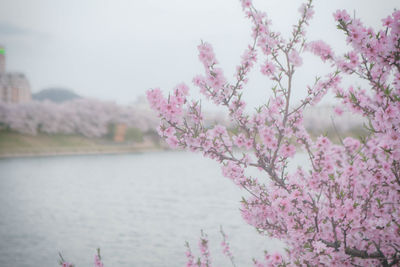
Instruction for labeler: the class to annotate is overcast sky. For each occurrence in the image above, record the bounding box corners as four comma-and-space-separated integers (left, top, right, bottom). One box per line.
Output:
0, 0, 398, 108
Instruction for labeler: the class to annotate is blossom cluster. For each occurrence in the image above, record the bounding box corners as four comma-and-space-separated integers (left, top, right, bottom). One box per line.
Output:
147, 0, 400, 266
185, 231, 212, 267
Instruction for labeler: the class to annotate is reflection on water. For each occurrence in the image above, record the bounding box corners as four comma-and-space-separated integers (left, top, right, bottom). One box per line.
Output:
0, 151, 295, 266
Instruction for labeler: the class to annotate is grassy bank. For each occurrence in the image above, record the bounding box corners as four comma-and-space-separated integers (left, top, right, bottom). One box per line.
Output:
0, 130, 161, 158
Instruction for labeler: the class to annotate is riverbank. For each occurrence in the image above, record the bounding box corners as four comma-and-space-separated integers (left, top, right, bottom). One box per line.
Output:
0, 131, 163, 159
0, 127, 367, 159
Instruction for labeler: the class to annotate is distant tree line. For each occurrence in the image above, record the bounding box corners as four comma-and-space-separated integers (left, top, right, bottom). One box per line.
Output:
0, 99, 158, 138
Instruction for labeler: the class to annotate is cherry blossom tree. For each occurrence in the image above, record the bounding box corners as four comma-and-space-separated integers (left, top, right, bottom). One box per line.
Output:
0, 99, 158, 138
147, 0, 400, 266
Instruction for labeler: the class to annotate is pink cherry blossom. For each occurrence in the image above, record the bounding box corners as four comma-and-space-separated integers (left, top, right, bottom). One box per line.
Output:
148, 2, 400, 264
334, 106, 343, 116
306, 40, 333, 62
289, 49, 303, 67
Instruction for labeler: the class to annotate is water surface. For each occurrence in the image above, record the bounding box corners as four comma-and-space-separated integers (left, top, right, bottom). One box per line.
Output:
0, 151, 288, 266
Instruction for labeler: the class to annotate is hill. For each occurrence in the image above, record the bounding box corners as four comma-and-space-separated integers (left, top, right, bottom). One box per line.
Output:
32, 88, 81, 103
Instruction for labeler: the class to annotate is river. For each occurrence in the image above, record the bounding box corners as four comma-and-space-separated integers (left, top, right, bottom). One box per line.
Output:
0, 151, 291, 267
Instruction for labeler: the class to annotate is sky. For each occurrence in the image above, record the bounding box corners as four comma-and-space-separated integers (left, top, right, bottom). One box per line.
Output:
0, 0, 398, 108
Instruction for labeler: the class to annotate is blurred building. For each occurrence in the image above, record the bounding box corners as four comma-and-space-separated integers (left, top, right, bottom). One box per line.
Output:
0, 45, 31, 103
